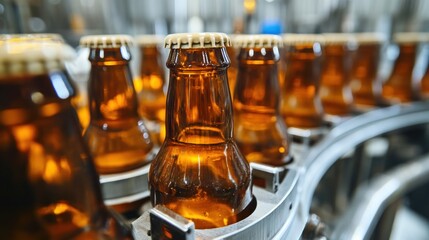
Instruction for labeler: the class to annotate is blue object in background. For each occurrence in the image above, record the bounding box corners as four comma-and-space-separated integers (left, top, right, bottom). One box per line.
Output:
261, 20, 283, 34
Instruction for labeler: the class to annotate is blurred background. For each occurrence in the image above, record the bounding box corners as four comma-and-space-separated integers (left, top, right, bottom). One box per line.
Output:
1, 0, 429, 47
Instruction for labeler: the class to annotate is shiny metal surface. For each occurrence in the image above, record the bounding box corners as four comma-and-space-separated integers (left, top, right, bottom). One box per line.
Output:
331, 154, 429, 239
132, 167, 301, 239
300, 102, 429, 215
100, 164, 150, 204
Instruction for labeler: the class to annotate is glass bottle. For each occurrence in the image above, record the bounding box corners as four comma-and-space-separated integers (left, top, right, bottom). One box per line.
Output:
227, 34, 239, 98
81, 35, 154, 175
149, 32, 253, 229
135, 35, 167, 148
350, 33, 385, 110
382, 32, 422, 104
420, 61, 429, 99
0, 34, 90, 129
281, 34, 325, 129
320, 33, 356, 117
0, 37, 132, 239
233, 34, 291, 166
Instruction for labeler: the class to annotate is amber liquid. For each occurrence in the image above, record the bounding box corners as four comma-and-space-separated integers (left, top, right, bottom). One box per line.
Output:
226, 46, 238, 97
320, 45, 354, 116
37, 202, 90, 239
136, 46, 167, 147
235, 104, 289, 165
135, 74, 166, 147
420, 67, 429, 99
382, 44, 417, 104
350, 44, 381, 107
233, 46, 290, 166
150, 137, 252, 229
136, 75, 165, 122
85, 118, 153, 174
281, 46, 324, 128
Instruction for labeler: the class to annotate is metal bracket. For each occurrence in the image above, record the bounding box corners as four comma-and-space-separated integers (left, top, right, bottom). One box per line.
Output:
250, 162, 287, 193
149, 205, 195, 240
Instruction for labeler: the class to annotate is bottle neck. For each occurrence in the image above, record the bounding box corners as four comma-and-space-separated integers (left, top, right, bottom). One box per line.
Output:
392, 44, 417, 75
235, 47, 280, 110
323, 45, 354, 79
284, 46, 323, 88
165, 47, 232, 144
140, 46, 166, 90
88, 47, 139, 123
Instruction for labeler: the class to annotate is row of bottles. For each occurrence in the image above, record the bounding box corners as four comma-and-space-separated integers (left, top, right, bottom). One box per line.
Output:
2, 30, 429, 237
0, 35, 133, 239
228, 32, 429, 131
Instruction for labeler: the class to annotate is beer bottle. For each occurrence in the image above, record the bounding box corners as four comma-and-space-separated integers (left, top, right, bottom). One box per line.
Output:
350, 33, 385, 110
320, 33, 356, 117
0, 34, 90, 129
0, 37, 132, 239
281, 34, 324, 129
382, 32, 423, 104
420, 60, 429, 99
81, 35, 154, 175
135, 35, 167, 148
233, 34, 291, 166
149, 32, 253, 229
227, 34, 239, 97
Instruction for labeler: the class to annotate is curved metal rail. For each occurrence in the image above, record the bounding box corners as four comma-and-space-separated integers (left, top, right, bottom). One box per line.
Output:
294, 102, 429, 239
330, 154, 429, 239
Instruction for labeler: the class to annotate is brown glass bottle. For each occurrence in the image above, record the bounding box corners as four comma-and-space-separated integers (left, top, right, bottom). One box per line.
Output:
81, 35, 154, 175
233, 34, 291, 166
382, 32, 422, 104
227, 34, 239, 98
280, 34, 325, 129
350, 33, 385, 110
0, 38, 132, 239
149, 33, 253, 229
320, 33, 355, 117
420, 62, 429, 99
135, 35, 167, 147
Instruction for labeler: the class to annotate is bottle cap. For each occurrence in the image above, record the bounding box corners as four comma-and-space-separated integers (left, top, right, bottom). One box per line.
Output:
0, 40, 76, 76
80, 34, 134, 48
393, 32, 429, 43
164, 32, 230, 49
322, 33, 356, 45
232, 34, 283, 48
354, 32, 387, 44
0, 33, 65, 43
136, 35, 164, 46
282, 34, 325, 45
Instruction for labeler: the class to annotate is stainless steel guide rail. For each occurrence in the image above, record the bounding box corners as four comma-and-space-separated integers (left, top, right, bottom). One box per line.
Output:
129, 102, 429, 239
331, 153, 429, 240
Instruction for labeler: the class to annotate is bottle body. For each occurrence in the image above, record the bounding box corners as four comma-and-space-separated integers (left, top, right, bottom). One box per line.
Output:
382, 43, 418, 104
149, 41, 253, 229
350, 43, 382, 108
0, 71, 132, 240
320, 43, 354, 116
136, 44, 167, 147
84, 46, 153, 175
281, 40, 324, 129
234, 45, 290, 165
420, 65, 429, 99
226, 44, 238, 97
